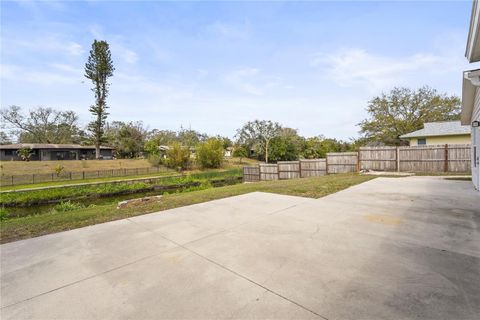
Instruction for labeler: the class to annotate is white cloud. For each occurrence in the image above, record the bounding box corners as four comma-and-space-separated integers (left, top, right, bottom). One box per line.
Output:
3, 35, 84, 57
209, 21, 251, 40
1, 64, 81, 85
312, 47, 467, 92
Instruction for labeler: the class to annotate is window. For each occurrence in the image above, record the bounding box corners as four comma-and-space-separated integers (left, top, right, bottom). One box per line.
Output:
417, 138, 426, 145
4, 150, 13, 156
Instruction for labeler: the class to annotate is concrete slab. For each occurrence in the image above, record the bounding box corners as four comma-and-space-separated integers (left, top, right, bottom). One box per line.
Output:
1, 177, 479, 319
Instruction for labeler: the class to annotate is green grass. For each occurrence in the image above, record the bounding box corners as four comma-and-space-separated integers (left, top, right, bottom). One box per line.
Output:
0, 173, 374, 243
444, 177, 472, 181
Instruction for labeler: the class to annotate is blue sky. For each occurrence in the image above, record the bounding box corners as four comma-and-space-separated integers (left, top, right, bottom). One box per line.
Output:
0, 0, 475, 140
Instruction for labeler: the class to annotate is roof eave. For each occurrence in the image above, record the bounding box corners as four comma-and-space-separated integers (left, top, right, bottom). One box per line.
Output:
466, 0, 480, 62
462, 71, 477, 124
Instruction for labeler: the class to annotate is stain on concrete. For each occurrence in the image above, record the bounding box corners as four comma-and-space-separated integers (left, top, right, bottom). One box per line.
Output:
365, 214, 403, 226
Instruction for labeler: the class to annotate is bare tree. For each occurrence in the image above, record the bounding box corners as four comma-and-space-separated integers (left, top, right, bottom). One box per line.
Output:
0, 105, 83, 143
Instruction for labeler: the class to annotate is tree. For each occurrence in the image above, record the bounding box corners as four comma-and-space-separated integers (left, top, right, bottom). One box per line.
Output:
0, 131, 12, 145
85, 40, 115, 158
303, 136, 354, 159
178, 127, 207, 147
359, 86, 461, 145
165, 142, 190, 170
0, 105, 83, 143
196, 138, 224, 169
105, 121, 147, 158
16, 147, 33, 161
265, 128, 304, 162
236, 120, 282, 163
232, 145, 248, 163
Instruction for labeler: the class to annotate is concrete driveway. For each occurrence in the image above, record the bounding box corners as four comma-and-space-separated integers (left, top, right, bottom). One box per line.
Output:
1, 176, 479, 319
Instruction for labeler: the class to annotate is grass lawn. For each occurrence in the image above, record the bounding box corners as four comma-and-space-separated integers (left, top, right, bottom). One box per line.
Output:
0, 173, 374, 243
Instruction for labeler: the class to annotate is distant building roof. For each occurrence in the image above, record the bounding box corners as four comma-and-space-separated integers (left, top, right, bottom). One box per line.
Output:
399, 121, 471, 139
0, 144, 114, 150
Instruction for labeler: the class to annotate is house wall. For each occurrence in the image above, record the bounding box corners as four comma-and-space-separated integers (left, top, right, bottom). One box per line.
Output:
408, 135, 471, 146
0, 148, 114, 161
471, 88, 480, 190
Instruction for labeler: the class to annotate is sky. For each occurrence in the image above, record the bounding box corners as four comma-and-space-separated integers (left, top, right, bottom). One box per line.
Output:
0, 0, 476, 140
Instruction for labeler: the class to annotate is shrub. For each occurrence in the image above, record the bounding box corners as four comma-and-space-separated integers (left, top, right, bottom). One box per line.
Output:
54, 165, 65, 176
53, 201, 84, 212
196, 138, 224, 169
148, 154, 163, 167
0, 208, 9, 221
16, 148, 33, 161
165, 142, 190, 171
232, 145, 248, 163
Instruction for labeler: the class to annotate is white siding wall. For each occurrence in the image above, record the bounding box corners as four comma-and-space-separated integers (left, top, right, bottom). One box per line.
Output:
474, 87, 480, 122
472, 89, 480, 190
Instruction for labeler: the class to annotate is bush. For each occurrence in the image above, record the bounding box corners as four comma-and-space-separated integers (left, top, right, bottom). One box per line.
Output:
0, 208, 9, 221
148, 154, 163, 167
196, 138, 224, 169
54, 165, 65, 176
165, 142, 190, 171
53, 201, 84, 212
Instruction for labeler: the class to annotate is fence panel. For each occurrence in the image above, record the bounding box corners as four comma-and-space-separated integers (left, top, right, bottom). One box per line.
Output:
259, 164, 279, 181
399, 145, 446, 172
447, 144, 471, 172
278, 161, 300, 180
300, 159, 326, 177
359, 147, 397, 171
243, 166, 260, 182
326, 152, 358, 173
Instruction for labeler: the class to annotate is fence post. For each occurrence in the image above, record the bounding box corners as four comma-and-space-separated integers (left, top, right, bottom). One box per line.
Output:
52, 173, 54, 181
356, 151, 361, 172
32, 174, 35, 184
325, 155, 329, 175
11, 175, 13, 185
70, 172, 72, 180
83, 171, 85, 180
444, 144, 449, 172
396, 147, 400, 172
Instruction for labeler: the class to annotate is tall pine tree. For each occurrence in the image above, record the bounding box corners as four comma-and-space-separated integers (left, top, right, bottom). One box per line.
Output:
85, 40, 114, 158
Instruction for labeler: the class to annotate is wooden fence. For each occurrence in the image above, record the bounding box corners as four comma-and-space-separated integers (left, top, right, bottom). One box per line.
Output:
326, 152, 358, 173
244, 159, 326, 182
244, 144, 471, 182
359, 144, 471, 173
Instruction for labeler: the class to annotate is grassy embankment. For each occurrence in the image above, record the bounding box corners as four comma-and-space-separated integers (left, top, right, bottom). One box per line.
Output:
0, 173, 374, 243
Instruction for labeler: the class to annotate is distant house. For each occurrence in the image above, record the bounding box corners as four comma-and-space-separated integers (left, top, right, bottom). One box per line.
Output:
399, 121, 471, 146
0, 144, 114, 161
461, 0, 480, 191
224, 147, 233, 157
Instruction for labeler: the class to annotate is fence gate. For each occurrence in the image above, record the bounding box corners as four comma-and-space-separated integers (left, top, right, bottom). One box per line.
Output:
326, 152, 358, 173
